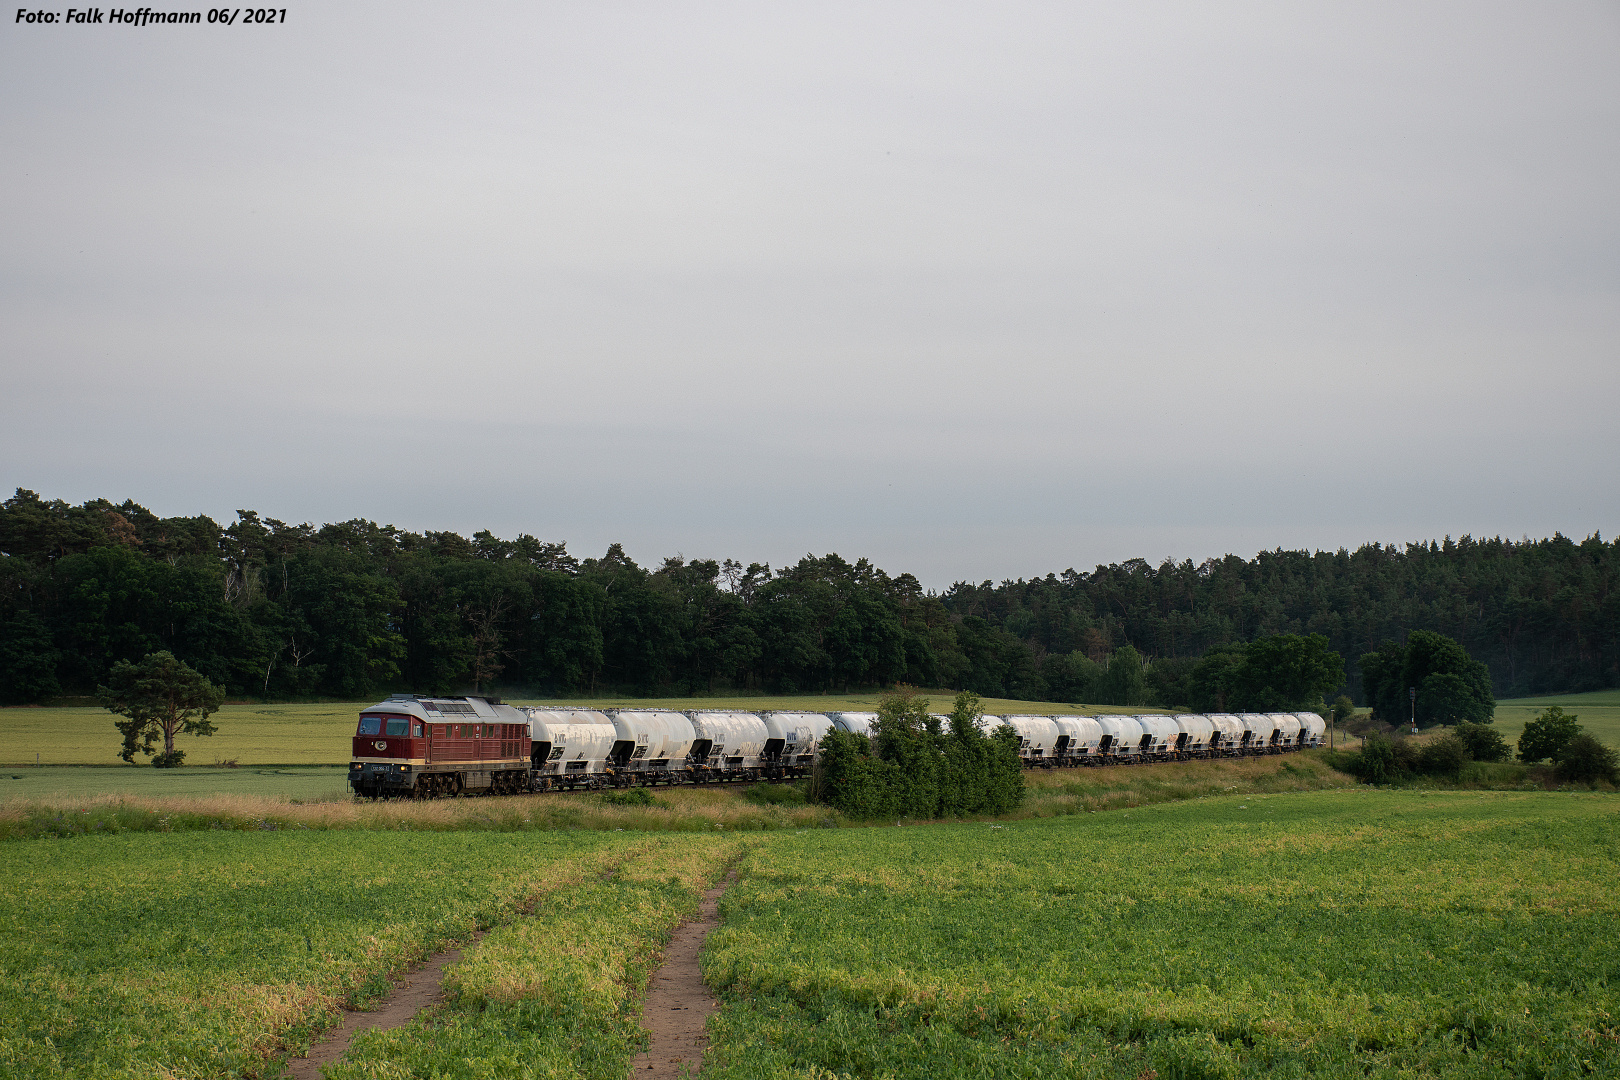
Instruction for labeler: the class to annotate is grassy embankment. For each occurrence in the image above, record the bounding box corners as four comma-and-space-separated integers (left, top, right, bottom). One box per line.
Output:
0, 754, 1352, 841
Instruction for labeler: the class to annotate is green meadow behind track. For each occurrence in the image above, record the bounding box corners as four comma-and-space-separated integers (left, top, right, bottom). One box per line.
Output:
1490, 688, 1620, 747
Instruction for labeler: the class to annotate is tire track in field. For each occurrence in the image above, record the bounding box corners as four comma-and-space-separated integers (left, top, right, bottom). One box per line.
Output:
628, 867, 738, 1078
281, 932, 484, 1080
279, 845, 651, 1079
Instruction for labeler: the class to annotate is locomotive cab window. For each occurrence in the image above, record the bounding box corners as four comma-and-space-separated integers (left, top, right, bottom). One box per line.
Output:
386, 718, 410, 736
412, 723, 423, 737
357, 716, 381, 735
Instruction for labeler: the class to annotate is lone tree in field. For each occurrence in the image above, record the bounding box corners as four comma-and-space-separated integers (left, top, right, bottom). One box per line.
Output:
98, 651, 225, 767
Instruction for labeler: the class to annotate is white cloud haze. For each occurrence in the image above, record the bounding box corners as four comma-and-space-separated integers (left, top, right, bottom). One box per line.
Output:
3, 1, 1617, 586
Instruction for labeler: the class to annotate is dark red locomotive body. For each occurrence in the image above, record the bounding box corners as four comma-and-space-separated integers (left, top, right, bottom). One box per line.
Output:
349, 694, 529, 798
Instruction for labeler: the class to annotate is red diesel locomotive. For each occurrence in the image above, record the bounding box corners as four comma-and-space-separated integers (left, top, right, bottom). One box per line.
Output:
348, 694, 530, 798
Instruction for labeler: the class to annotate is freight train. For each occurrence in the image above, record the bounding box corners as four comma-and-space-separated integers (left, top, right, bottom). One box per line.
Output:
348, 695, 1327, 799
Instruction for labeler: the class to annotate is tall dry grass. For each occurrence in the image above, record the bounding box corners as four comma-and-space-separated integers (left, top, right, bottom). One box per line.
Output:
0, 752, 1357, 839
0, 784, 840, 840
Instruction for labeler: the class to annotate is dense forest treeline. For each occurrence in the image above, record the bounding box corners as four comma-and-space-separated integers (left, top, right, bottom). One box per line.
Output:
0, 488, 1614, 705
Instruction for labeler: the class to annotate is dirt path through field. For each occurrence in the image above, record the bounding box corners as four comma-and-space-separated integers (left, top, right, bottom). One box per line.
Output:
280, 931, 484, 1079
628, 869, 737, 1078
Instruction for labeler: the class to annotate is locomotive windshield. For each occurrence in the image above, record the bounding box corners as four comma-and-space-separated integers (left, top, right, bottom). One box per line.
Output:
358, 715, 416, 736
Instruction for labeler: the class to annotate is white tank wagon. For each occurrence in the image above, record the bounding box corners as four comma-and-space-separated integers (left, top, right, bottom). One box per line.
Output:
1093, 714, 1142, 761
685, 711, 769, 776
1266, 713, 1303, 750
927, 712, 1000, 737
1052, 715, 1103, 763
1294, 711, 1327, 747
828, 712, 879, 739
605, 709, 697, 781
1131, 715, 1181, 760
1237, 713, 1281, 754
1000, 715, 1062, 765
975, 714, 1008, 735
926, 712, 1001, 737
928, 712, 1003, 739
1205, 714, 1244, 755
521, 708, 618, 790
1171, 713, 1216, 757
761, 711, 833, 773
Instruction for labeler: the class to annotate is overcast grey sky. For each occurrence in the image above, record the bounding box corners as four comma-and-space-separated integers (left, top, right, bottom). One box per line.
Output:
4, 2, 1617, 587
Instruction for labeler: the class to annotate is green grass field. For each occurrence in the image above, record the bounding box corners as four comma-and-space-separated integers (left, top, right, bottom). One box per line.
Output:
0, 764, 352, 802
0, 828, 633, 1078
0, 701, 363, 766
703, 789, 1620, 1079
6, 788, 1615, 1078
325, 835, 748, 1080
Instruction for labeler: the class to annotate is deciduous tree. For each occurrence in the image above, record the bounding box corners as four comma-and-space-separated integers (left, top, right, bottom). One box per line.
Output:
1517, 705, 1581, 764
1361, 631, 1494, 727
1188, 635, 1342, 712
1097, 645, 1147, 706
